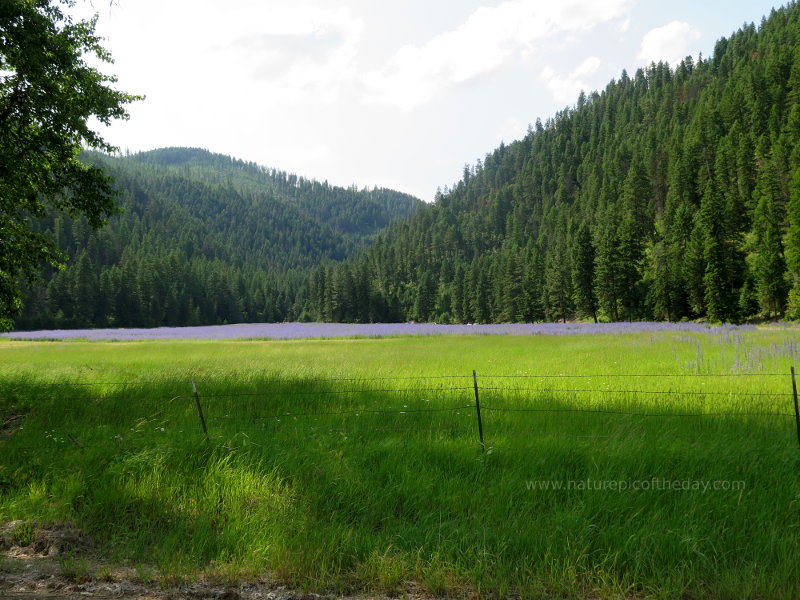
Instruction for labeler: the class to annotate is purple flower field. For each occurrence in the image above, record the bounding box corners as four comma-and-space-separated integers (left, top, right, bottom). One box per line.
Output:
0, 321, 755, 341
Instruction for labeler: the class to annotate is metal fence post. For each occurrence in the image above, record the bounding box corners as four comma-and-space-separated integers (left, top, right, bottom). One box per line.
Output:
473, 370, 485, 453
791, 367, 800, 450
192, 380, 210, 443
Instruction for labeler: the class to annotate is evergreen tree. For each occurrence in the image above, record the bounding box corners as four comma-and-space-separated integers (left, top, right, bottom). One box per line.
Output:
571, 224, 598, 322
543, 235, 573, 323
786, 169, 800, 318
753, 155, 789, 316
700, 179, 739, 321
452, 263, 467, 323
413, 269, 436, 322
499, 251, 524, 322
684, 218, 707, 316
595, 217, 621, 321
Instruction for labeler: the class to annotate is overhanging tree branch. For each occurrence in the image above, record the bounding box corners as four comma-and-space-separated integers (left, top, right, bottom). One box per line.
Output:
0, 0, 141, 329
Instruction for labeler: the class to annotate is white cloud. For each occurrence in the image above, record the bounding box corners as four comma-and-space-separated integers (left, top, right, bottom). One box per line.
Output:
540, 56, 601, 105
217, 5, 365, 105
638, 21, 702, 66
363, 0, 633, 110
497, 117, 525, 143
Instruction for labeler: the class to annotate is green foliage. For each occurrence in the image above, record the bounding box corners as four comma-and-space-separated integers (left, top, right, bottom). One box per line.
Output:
594, 215, 622, 321
543, 233, 572, 322
700, 179, 740, 322
752, 151, 789, 316
784, 169, 800, 317
14, 150, 421, 329
58, 555, 91, 583
571, 224, 598, 322
0, 0, 139, 330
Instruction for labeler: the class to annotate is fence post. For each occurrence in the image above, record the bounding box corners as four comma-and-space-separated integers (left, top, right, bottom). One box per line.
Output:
791, 367, 800, 450
473, 370, 485, 453
192, 380, 210, 443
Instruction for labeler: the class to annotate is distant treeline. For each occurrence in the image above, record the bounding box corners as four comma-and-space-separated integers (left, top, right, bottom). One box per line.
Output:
15, 149, 420, 329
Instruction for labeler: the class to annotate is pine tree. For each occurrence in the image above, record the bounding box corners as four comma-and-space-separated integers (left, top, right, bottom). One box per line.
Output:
620, 158, 653, 239
543, 235, 573, 323
753, 154, 789, 316
647, 237, 674, 320
571, 224, 598, 322
684, 218, 707, 316
615, 159, 653, 319
452, 263, 467, 323
499, 251, 524, 322
785, 169, 800, 317
521, 247, 545, 322
700, 179, 739, 321
470, 261, 491, 323
72, 251, 98, 326
594, 217, 621, 321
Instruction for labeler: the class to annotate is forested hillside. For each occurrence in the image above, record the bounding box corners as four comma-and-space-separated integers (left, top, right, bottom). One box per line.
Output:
16, 4, 800, 330
127, 148, 420, 237
15, 150, 420, 329
306, 3, 800, 324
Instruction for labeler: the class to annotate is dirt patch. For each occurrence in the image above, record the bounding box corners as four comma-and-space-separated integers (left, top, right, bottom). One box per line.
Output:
0, 411, 26, 438
0, 560, 388, 600
0, 522, 438, 600
1, 521, 92, 558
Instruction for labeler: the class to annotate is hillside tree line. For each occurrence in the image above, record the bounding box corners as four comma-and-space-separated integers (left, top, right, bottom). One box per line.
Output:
305, 3, 800, 324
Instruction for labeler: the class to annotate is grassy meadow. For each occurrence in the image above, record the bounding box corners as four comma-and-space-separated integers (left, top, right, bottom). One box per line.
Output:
2, 327, 800, 598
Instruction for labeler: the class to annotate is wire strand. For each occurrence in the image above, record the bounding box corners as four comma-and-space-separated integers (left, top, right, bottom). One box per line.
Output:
481, 406, 794, 417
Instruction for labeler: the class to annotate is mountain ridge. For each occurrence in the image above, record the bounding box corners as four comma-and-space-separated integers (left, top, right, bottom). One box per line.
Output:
15, 149, 421, 329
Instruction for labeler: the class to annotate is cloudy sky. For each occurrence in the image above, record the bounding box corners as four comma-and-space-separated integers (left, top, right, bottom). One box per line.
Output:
76, 0, 785, 200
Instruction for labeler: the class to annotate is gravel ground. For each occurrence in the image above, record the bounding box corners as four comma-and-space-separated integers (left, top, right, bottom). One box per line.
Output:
0, 558, 430, 600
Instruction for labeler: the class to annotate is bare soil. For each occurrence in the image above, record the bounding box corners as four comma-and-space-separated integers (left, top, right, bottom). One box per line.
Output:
0, 521, 430, 600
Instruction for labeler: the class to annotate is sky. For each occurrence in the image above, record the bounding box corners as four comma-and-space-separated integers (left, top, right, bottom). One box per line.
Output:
74, 0, 787, 201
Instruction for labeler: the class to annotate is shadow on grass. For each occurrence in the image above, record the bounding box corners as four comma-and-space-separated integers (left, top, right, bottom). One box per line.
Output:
1, 374, 799, 598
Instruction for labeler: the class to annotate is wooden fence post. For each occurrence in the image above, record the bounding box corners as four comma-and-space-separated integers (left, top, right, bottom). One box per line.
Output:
473, 370, 485, 453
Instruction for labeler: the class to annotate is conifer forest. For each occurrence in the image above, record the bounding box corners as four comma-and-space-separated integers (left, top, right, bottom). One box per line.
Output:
16, 3, 800, 328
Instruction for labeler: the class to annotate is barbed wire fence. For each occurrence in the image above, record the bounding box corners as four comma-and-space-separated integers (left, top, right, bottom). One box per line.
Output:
3, 368, 800, 454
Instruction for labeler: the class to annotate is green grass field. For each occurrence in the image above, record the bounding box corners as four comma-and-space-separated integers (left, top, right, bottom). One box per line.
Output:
2, 328, 800, 598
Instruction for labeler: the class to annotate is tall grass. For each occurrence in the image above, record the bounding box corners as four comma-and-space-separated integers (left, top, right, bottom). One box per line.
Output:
1, 329, 800, 598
